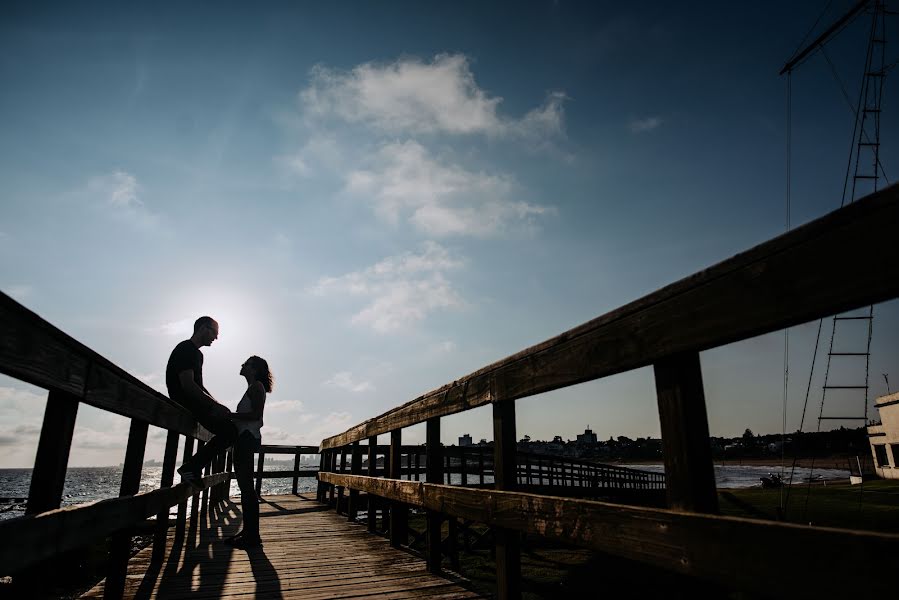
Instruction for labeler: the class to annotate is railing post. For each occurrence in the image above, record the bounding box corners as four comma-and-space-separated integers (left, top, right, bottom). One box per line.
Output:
177, 437, 195, 537
153, 430, 180, 562
493, 399, 521, 600
328, 450, 337, 508
367, 437, 378, 532
337, 447, 347, 515
255, 449, 265, 499
316, 450, 326, 502
104, 418, 149, 600
348, 441, 361, 521
460, 448, 467, 486
479, 448, 485, 485
654, 351, 718, 514
292, 450, 301, 495
389, 429, 408, 547
426, 417, 443, 574
26, 390, 79, 515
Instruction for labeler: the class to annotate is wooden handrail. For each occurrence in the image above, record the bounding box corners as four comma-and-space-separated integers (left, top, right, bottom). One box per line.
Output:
321, 183, 899, 449
0, 292, 210, 440
319, 472, 899, 598
0, 473, 230, 574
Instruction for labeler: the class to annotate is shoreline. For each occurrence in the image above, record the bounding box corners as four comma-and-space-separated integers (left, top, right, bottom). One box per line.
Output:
610, 457, 857, 470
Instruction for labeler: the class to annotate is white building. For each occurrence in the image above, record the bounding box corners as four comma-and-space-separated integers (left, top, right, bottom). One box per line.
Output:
867, 391, 899, 479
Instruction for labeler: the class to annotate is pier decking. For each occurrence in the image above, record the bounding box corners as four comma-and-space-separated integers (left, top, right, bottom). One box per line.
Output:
81, 494, 480, 600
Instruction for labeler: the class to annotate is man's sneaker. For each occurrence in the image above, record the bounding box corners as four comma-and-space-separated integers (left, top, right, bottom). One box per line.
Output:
177, 466, 204, 491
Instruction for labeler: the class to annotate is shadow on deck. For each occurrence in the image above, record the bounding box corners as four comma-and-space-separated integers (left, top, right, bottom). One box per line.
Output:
81, 494, 481, 599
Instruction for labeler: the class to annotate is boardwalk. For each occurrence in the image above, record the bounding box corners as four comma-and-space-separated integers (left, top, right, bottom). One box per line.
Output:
81, 495, 481, 600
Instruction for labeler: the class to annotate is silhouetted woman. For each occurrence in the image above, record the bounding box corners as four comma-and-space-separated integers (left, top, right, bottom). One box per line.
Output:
226, 355, 272, 549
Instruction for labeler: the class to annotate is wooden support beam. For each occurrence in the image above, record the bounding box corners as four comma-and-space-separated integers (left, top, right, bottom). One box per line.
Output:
654, 351, 718, 514
367, 436, 377, 533
105, 418, 148, 600
389, 429, 408, 547
348, 442, 362, 520
316, 451, 326, 503
425, 418, 443, 574
153, 430, 179, 561
493, 400, 521, 600
26, 390, 79, 516
292, 452, 301, 495
176, 436, 194, 536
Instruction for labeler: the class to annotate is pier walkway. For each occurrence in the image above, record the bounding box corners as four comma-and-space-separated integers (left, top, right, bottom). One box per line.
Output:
81, 494, 480, 600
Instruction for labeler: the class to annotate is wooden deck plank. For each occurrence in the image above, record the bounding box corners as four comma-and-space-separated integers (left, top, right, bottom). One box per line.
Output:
81, 494, 480, 600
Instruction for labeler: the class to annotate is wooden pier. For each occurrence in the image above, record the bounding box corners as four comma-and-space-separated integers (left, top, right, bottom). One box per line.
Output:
3, 183, 899, 599
80, 494, 480, 599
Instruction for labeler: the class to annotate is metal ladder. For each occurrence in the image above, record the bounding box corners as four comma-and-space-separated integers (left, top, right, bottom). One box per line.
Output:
817, 1, 886, 433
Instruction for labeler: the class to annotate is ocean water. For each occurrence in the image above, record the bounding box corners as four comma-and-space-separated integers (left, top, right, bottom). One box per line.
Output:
0, 466, 320, 522
0, 463, 849, 521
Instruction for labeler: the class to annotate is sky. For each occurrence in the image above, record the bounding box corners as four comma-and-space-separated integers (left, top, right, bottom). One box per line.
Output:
1, 1, 897, 467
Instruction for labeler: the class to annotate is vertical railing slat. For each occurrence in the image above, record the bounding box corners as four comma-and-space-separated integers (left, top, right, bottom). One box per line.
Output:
389, 429, 407, 547
425, 417, 443, 574
26, 390, 80, 516
367, 437, 378, 532
654, 351, 718, 514
153, 430, 180, 561
493, 399, 521, 600
104, 419, 149, 600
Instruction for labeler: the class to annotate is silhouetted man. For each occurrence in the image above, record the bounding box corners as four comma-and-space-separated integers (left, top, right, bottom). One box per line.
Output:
166, 316, 237, 489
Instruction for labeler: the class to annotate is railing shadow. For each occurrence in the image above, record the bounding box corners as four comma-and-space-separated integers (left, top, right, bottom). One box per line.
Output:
131, 498, 243, 599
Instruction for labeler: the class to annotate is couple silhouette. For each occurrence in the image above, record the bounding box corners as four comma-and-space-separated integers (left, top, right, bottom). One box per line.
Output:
165, 316, 272, 549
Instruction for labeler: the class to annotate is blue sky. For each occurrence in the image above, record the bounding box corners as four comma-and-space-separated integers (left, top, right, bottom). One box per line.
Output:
1, 1, 897, 466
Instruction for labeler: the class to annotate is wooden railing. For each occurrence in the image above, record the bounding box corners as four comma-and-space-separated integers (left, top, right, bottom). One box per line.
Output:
317, 183, 899, 599
0, 293, 231, 597
318, 443, 663, 490
252, 444, 320, 496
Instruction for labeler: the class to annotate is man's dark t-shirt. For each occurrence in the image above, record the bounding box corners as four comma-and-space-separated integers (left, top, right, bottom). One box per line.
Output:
166, 340, 209, 414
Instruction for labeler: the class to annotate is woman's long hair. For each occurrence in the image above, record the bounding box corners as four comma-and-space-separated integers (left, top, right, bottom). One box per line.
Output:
249, 356, 274, 392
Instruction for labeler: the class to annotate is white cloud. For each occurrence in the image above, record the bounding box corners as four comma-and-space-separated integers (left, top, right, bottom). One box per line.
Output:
629, 116, 663, 133
88, 170, 161, 230
323, 371, 374, 393
147, 318, 193, 337
72, 426, 129, 451
277, 154, 311, 177
0, 424, 41, 447
266, 398, 305, 413
0, 385, 47, 417
346, 140, 550, 237
301, 53, 566, 139
5, 284, 33, 302
275, 134, 345, 182
435, 340, 456, 353
312, 242, 465, 333
133, 371, 161, 386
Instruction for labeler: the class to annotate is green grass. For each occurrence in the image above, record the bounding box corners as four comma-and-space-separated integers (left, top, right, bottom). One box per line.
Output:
719, 479, 899, 532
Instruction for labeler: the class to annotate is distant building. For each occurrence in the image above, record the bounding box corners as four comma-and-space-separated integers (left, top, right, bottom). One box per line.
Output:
868, 391, 899, 479
459, 434, 473, 447
576, 427, 598, 444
